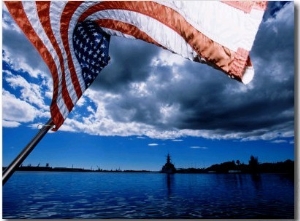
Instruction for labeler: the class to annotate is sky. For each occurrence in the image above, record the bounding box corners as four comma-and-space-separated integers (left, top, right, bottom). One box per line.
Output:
1, 2, 296, 172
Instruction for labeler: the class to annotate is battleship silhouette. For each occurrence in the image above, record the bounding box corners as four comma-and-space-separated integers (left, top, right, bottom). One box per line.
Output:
161, 153, 176, 174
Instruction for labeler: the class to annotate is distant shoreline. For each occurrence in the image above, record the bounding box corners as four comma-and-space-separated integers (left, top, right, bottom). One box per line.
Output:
2, 165, 294, 176
2, 158, 294, 175
2, 166, 153, 173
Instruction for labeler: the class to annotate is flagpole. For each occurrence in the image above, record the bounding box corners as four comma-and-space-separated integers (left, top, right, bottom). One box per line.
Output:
2, 119, 54, 185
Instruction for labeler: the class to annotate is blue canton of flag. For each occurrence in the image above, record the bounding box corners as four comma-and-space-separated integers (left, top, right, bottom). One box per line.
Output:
73, 21, 111, 88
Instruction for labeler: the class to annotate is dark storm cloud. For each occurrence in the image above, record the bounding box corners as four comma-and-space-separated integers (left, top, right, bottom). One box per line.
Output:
263, 1, 292, 20
89, 1, 294, 139
254, 3, 294, 64
91, 38, 161, 93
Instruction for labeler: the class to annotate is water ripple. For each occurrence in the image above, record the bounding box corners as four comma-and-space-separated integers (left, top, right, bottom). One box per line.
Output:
2, 172, 294, 219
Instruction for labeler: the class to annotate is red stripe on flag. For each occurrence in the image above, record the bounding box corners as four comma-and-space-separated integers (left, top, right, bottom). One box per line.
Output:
252, 1, 268, 11
50, 102, 65, 131
230, 48, 250, 77
221, 1, 267, 13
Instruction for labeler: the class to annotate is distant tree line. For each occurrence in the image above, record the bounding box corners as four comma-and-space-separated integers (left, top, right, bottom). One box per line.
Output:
176, 156, 294, 175
2, 163, 152, 173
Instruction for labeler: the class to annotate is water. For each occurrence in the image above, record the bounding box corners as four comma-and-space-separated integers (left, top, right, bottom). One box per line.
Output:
2, 172, 294, 219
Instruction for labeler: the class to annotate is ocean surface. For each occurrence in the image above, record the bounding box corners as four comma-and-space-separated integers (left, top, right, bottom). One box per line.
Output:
2, 172, 294, 219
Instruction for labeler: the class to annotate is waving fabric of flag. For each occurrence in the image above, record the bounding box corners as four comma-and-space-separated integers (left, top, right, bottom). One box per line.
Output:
4, 1, 267, 131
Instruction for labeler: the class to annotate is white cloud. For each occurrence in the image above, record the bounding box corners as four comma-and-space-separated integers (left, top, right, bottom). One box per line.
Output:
148, 143, 159, 146
190, 146, 207, 149
172, 139, 183, 142
2, 45, 48, 79
2, 120, 21, 128
271, 140, 287, 144
151, 50, 186, 67
4, 70, 48, 110
2, 90, 38, 123
86, 105, 96, 114
75, 96, 86, 107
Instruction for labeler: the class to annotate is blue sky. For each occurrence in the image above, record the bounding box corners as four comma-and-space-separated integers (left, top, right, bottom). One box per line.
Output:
1, 2, 295, 171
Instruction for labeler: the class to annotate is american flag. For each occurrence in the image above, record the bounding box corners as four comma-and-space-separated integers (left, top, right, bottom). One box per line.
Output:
4, 1, 267, 131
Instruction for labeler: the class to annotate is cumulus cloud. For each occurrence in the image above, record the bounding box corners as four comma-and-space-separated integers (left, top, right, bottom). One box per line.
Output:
2, 90, 38, 123
3, 70, 48, 110
2, 2, 294, 142
2, 120, 21, 128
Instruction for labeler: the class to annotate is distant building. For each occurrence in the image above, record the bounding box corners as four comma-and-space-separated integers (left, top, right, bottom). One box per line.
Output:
161, 153, 176, 174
